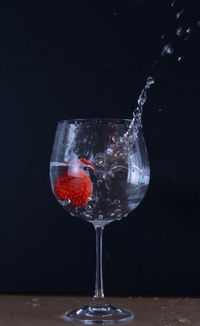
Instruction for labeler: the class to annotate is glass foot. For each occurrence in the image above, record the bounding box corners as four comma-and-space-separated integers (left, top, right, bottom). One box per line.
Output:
65, 301, 134, 324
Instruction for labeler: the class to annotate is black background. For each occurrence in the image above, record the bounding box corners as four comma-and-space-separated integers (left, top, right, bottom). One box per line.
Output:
0, 0, 200, 296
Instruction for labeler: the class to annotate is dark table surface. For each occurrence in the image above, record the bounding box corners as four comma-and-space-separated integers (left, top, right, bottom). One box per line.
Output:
0, 295, 199, 325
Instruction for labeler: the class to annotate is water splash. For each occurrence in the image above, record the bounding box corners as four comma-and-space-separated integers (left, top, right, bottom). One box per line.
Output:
124, 77, 155, 138
124, 2, 198, 140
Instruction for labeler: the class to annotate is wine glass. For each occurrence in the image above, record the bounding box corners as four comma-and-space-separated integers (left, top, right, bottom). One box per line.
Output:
50, 119, 150, 324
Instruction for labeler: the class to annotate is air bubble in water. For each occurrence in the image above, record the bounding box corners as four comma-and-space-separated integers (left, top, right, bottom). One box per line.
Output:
58, 199, 71, 206
161, 43, 174, 57
98, 215, 103, 219
114, 199, 121, 205
107, 170, 115, 178
106, 148, 113, 155
105, 180, 112, 190
171, 0, 175, 7
97, 180, 103, 186
94, 154, 105, 168
112, 134, 118, 143
176, 27, 183, 37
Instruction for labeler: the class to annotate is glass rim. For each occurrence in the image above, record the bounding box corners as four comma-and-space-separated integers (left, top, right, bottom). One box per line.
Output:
58, 118, 133, 124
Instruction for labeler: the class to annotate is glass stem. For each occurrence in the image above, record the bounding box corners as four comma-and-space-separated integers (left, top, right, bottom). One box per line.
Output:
94, 226, 104, 299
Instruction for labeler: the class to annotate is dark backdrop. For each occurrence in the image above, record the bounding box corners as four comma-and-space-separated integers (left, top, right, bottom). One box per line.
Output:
0, 0, 200, 296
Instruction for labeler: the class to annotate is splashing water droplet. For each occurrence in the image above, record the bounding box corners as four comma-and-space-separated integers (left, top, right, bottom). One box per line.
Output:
171, 0, 176, 7
184, 27, 192, 40
176, 27, 183, 37
146, 76, 155, 88
123, 76, 154, 139
176, 8, 184, 19
161, 43, 174, 57
121, 2, 195, 143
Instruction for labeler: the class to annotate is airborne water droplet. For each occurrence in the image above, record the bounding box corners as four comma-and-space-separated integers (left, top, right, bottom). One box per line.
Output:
146, 76, 155, 88
184, 28, 192, 40
176, 8, 184, 19
161, 43, 174, 57
171, 0, 176, 7
197, 21, 200, 27
176, 27, 183, 37
178, 56, 183, 62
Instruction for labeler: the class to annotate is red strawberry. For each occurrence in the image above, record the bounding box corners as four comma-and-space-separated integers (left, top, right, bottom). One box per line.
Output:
54, 166, 93, 207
